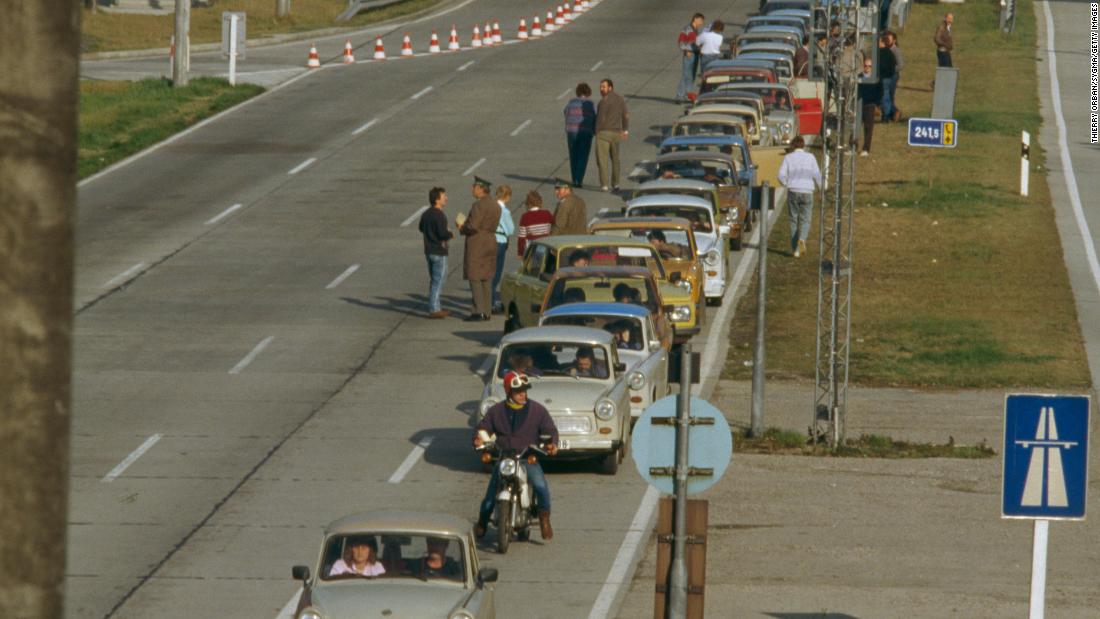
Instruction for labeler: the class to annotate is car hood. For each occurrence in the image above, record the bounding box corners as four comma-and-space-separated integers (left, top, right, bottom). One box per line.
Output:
617, 349, 648, 370
309, 581, 468, 618
488, 380, 613, 413
766, 110, 797, 123
695, 235, 720, 254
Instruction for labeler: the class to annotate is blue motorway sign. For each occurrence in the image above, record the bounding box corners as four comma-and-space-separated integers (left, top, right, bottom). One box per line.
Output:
632, 395, 732, 496
907, 117, 958, 148
1002, 394, 1090, 520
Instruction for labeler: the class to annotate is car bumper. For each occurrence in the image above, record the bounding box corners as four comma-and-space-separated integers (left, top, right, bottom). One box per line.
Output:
673, 325, 701, 341
704, 274, 726, 298
554, 437, 622, 456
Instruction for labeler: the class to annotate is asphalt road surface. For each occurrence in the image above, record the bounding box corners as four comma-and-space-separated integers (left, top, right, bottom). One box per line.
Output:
68, 1, 763, 618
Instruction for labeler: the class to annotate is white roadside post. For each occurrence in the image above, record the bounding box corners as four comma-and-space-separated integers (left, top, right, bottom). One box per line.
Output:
1029, 519, 1049, 619
1020, 130, 1030, 196
222, 12, 246, 87
228, 14, 239, 86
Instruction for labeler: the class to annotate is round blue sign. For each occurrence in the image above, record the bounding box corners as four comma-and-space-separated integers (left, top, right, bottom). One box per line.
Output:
630, 395, 732, 495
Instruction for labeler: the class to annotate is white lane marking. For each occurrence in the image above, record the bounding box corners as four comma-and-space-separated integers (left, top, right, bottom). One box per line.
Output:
102, 262, 145, 288
1042, 0, 1100, 296
352, 118, 378, 135
586, 486, 660, 619
229, 336, 275, 374
287, 157, 316, 175
401, 205, 430, 227
556, 87, 572, 100
102, 434, 163, 482
275, 592, 300, 619
510, 119, 532, 137
410, 85, 434, 100
590, 60, 604, 72
457, 60, 475, 71
462, 158, 487, 176
205, 203, 242, 225
475, 348, 498, 377
387, 436, 434, 484
325, 264, 360, 290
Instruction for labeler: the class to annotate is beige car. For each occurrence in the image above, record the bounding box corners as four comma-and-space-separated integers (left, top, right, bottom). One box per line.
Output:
291, 511, 497, 619
688, 102, 769, 145
670, 112, 749, 140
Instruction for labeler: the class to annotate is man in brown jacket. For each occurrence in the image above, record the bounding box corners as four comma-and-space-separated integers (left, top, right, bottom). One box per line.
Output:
934, 13, 954, 68
460, 176, 501, 321
550, 177, 588, 235
595, 78, 629, 191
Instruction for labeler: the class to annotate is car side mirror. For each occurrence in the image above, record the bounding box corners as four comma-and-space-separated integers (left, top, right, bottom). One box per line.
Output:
669, 272, 681, 283
531, 303, 542, 313
478, 567, 499, 585
614, 362, 627, 373
292, 565, 311, 582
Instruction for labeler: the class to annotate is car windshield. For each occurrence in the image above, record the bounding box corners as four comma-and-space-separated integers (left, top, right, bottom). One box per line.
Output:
675, 121, 743, 137
498, 342, 611, 379
656, 160, 734, 185
628, 206, 714, 233
636, 188, 721, 212
320, 534, 465, 584
743, 87, 792, 112
541, 316, 647, 352
560, 245, 666, 278
545, 275, 660, 314
596, 227, 695, 260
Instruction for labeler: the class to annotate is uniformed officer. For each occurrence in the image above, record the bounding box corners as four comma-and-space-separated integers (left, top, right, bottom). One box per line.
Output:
550, 177, 588, 236
460, 176, 502, 321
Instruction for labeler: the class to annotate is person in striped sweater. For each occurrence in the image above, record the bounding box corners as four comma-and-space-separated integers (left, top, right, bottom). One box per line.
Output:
516, 190, 554, 258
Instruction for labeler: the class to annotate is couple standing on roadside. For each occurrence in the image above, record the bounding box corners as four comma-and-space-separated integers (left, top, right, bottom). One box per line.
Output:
562, 79, 630, 192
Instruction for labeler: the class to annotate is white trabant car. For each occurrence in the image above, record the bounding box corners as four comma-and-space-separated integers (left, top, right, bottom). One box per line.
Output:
479, 326, 632, 474
538, 302, 670, 419
624, 194, 731, 305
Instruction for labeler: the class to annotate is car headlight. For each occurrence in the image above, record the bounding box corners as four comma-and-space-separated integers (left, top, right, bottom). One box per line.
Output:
499, 458, 517, 476
628, 370, 647, 391
676, 278, 692, 294
299, 611, 323, 619
727, 207, 739, 221
670, 305, 691, 322
595, 399, 616, 420
704, 250, 720, 266
479, 398, 498, 419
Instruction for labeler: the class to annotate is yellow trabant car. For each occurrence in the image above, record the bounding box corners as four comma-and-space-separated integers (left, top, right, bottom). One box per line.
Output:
499, 235, 695, 340
589, 217, 705, 338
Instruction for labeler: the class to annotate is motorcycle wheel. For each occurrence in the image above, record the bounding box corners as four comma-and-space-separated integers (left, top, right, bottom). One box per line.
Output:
495, 499, 512, 554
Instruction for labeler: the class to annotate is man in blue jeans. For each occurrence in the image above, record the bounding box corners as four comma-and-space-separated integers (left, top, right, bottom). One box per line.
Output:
777, 136, 822, 258
676, 13, 704, 103
418, 187, 453, 318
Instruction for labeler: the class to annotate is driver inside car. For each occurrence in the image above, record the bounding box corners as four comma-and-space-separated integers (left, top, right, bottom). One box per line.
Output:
405, 537, 462, 581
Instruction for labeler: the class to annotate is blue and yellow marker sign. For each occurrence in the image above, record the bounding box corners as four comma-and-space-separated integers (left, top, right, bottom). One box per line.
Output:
908, 117, 959, 148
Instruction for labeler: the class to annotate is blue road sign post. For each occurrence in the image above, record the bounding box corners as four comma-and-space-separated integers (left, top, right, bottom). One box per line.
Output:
907, 117, 958, 148
1002, 393, 1090, 619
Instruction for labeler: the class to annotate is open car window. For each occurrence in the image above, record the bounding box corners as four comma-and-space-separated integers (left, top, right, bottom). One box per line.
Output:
498, 342, 611, 379
320, 534, 465, 584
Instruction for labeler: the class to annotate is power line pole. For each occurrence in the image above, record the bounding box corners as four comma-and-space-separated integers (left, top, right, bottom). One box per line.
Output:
173, 0, 191, 87
277, 0, 291, 18
750, 183, 770, 438
0, 0, 79, 617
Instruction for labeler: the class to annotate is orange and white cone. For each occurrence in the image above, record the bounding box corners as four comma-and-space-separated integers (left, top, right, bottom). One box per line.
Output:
342, 39, 355, 64
471, 25, 482, 48
531, 16, 543, 37
575, 0, 585, 12
555, 6, 565, 26
518, 19, 529, 40
448, 25, 460, 51
429, 30, 441, 53
492, 21, 502, 43
482, 22, 493, 46
545, 10, 556, 32
563, 3, 573, 22
400, 33, 414, 57
373, 37, 386, 60
307, 43, 321, 68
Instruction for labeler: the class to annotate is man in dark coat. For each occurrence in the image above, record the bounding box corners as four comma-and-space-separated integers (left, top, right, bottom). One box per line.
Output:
550, 178, 588, 235
460, 176, 501, 321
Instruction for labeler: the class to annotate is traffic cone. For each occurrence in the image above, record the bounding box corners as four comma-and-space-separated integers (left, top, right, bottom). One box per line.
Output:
575, 0, 585, 12
429, 30, 441, 53
471, 25, 482, 48
307, 43, 321, 68
373, 37, 386, 60
492, 21, 502, 43
532, 16, 543, 37
400, 33, 414, 57
482, 22, 493, 46
518, 19, 529, 40
545, 10, 556, 32
448, 25, 460, 51
563, 3, 573, 22
555, 6, 565, 26
342, 39, 355, 64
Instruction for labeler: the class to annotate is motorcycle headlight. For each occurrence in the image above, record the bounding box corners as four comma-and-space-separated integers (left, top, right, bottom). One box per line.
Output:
628, 370, 647, 391
479, 398, 498, 419
595, 399, 616, 420
670, 305, 691, 322
499, 458, 517, 476
704, 250, 720, 266
299, 611, 323, 619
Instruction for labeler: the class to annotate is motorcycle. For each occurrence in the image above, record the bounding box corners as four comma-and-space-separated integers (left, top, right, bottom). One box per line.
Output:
476, 431, 549, 554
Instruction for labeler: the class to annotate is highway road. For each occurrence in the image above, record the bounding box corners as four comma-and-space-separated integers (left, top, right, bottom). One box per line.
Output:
68, 1, 763, 617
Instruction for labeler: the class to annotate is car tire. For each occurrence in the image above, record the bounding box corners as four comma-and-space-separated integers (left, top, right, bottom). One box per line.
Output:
503, 305, 519, 334
600, 451, 620, 475
706, 296, 722, 307
731, 229, 744, 251
496, 499, 512, 554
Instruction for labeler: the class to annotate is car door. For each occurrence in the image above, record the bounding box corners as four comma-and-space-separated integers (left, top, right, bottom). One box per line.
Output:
509, 243, 545, 329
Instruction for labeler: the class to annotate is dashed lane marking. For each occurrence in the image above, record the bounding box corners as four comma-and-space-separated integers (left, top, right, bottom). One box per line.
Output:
462, 158, 487, 176
387, 436, 434, 484
510, 119, 532, 137
102, 434, 163, 483
205, 203, 242, 225
229, 336, 275, 374
287, 157, 316, 175
352, 118, 378, 135
410, 85, 434, 100
102, 262, 145, 288
401, 205, 430, 227
325, 264, 360, 290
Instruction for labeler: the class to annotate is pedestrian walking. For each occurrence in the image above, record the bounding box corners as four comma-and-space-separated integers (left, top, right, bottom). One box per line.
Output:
885, 30, 904, 121
676, 13, 704, 103
777, 136, 822, 258
563, 83, 597, 187
517, 190, 553, 257
934, 13, 954, 68
490, 185, 515, 314
550, 178, 587, 235
697, 20, 724, 76
857, 59, 881, 156
877, 34, 898, 123
794, 35, 810, 78
418, 186, 453, 319
595, 79, 629, 191
459, 176, 501, 321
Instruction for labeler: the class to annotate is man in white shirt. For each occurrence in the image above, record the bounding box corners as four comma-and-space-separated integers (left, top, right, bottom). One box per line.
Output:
696, 20, 725, 76
777, 136, 822, 258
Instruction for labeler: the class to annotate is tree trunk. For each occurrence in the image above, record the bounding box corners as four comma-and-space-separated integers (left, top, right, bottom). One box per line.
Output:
0, 1, 79, 617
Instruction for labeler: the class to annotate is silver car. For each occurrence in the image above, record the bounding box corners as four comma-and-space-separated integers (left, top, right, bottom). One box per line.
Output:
480, 326, 632, 474
538, 302, 670, 418
291, 511, 497, 619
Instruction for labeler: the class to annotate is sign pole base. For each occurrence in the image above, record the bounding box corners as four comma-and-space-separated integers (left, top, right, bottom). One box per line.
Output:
1029, 519, 1049, 619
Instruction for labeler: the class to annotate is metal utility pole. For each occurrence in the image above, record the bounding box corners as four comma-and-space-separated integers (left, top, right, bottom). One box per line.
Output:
277, 0, 291, 18
750, 183, 770, 437
813, 0, 875, 447
173, 0, 191, 87
668, 344, 692, 617
0, 0, 79, 617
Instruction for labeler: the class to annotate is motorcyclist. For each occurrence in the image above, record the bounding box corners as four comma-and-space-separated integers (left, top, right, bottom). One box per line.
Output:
473, 371, 560, 540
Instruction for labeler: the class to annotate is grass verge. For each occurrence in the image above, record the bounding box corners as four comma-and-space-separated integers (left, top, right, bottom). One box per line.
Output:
735, 427, 996, 458
79, 77, 263, 179
83, 0, 441, 54
723, 0, 1091, 389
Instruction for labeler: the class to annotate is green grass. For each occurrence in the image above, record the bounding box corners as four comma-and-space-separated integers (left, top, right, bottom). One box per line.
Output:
723, 0, 1092, 389
79, 78, 263, 178
734, 428, 997, 459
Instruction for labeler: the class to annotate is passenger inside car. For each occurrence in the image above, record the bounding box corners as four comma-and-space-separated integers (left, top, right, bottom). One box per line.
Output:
606, 319, 644, 351
568, 346, 608, 378
646, 230, 685, 259
562, 288, 588, 304
613, 283, 643, 305
403, 537, 464, 582
328, 536, 386, 578
569, 250, 591, 267
504, 349, 542, 377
